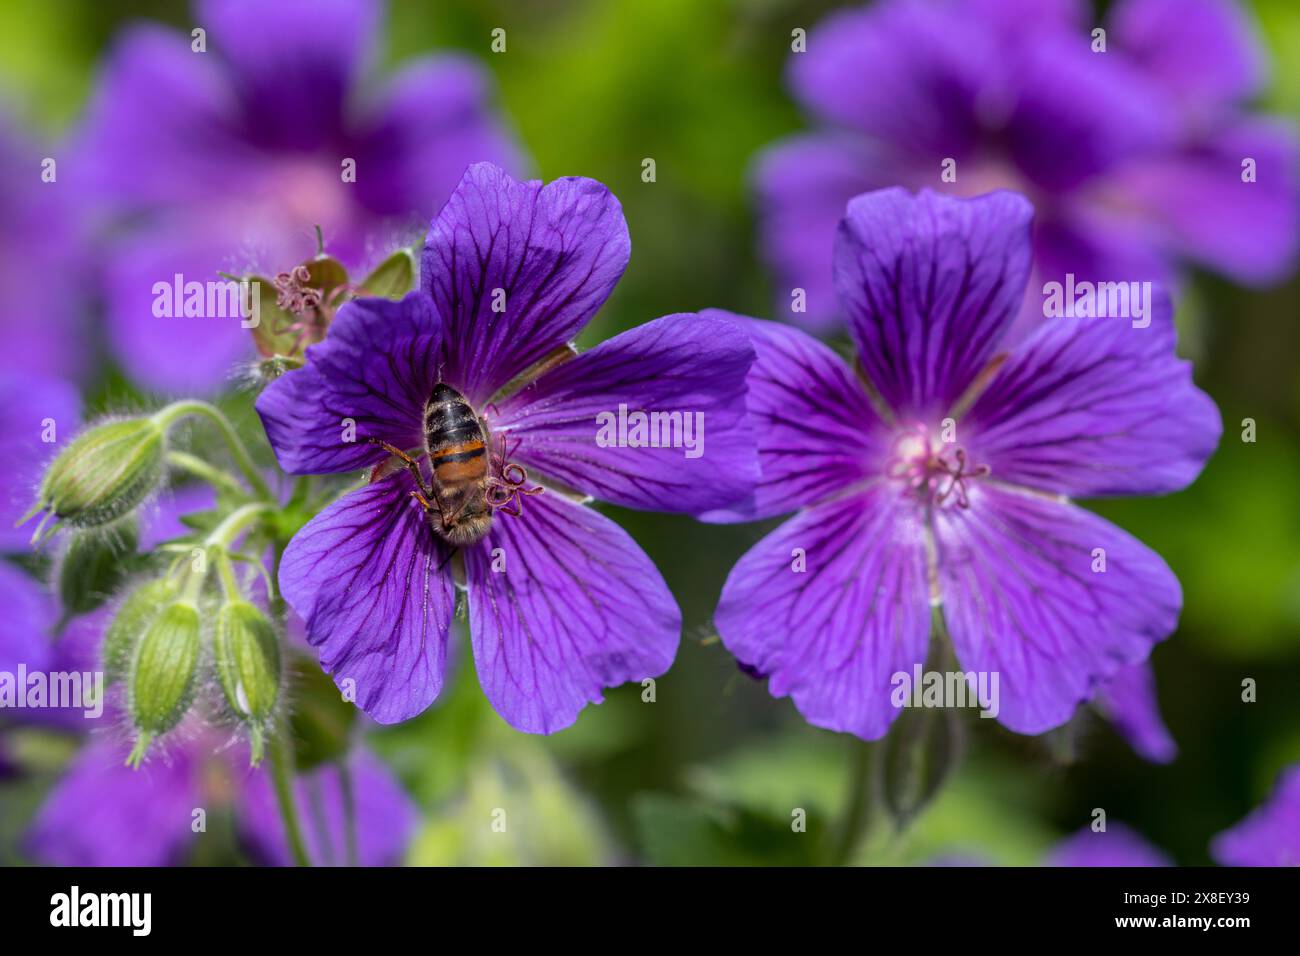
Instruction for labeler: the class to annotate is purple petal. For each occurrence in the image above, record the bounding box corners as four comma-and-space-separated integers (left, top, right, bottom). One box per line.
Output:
24, 738, 202, 866
1094, 660, 1177, 764
1211, 765, 1300, 867
752, 134, 888, 333
0, 372, 80, 551
352, 55, 524, 219
833, 188, 1034, 420
257, 292, 442, 475
278, 472, 455, 724
491, 312, 757, 516
963, 290, 1221, 498
235, 752, 418, 866
933, 485, 1181, 735
420, 163, 631, 405
1046, 823, 1173, 867
0, 561, 55, 673
715, 486, 931, 740
1111, 0, 1264, 112
1108, 119, 1300, 285
198, 0, 378, 151
701, 312, 887, 522
464, 491, 679, 734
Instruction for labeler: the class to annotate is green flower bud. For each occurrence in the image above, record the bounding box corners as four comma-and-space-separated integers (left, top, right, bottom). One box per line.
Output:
126, 599, 201, 768
359, 247, 415, 299
33, 418, 164, 533
213, 599, 281, 765
57, 521, 139, 617
102, 577, 178, 686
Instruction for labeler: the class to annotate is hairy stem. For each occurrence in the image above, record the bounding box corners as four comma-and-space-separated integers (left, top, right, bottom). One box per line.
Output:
825, 738, 876, 866
152, 400, 273, 500
269, 720, 311, 867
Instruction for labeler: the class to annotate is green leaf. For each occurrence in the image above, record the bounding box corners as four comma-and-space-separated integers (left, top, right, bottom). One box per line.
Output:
359, 248, 416, 299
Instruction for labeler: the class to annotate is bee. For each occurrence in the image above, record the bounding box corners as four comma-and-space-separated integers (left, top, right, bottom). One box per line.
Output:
370, 383, 541, 545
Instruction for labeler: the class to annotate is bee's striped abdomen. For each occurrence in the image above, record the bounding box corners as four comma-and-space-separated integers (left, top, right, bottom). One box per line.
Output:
424, 383, 487, 487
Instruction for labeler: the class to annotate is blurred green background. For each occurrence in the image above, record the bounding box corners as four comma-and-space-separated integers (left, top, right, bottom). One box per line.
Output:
1, 0, 1298, 865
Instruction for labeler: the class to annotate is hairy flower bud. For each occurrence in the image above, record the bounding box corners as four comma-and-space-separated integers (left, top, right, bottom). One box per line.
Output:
213, 599, 281, 764
126, 599, 201, 767
57, 521, 139, 617
32, 418, 164, 534
103, 577, 178, 685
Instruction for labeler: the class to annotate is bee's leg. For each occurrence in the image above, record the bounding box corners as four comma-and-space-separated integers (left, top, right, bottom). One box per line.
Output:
368, 438, 452, 525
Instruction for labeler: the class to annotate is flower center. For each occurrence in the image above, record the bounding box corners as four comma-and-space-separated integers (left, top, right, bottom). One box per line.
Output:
884, 423, 989, 509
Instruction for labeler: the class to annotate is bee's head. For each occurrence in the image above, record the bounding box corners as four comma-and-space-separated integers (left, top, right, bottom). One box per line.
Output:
442, 500, 493, 546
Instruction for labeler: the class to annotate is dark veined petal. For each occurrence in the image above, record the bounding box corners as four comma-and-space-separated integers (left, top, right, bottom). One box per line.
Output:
700, 312, 887, 522
1210, 765, 1300, 867
463, 491, 679, 734
256, 291, 441, 475
421, 163, 631, 404
24, 738, 203, 866
198, 0, 379, 151
963, 288, 1221, 498
715, 486, 931, 741
1045, 823, 1173, 867
1094, 660, 1177, 764
235, 752, 418, 866
278, 471, 455, 724
833, 188, 1034, 420
492, 312, 757, 517
933, 484, 1181, 736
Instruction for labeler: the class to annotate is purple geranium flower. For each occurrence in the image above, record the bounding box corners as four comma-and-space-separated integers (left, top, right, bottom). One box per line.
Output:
758, 0, 1298, 333
1210, 764, 1300, 866
70, 0, 522, 393
713, 187, 1220, 738
256, 163, 757, 732
24, 734, 414, 866
1045, 822, 1172, 867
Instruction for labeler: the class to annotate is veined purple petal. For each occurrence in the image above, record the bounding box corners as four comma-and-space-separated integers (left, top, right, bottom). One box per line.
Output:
24, 738, 203, 866
257, 292, 442, 475
1046, 823, 1173, 867
0, 372, 80, 551
715, 486, 931, 740
701, 312, 887, 522
492, 312, 757, 516
833, 188, 1033, 420
353, 55, 524, 219
235, 752, 417, 866
752, 133, 888, 332
963, 290, 1221, 498
1211, 765, 1300, 867
278, 471, 455, 724
421, 163, 631, 405
1094, 660, 1177, 764
198, 0, 379, 151
933, 485, 1181, 735
1111, 0, 1264, 113
464, 491, 679, 734
1109, 119, 1300, 285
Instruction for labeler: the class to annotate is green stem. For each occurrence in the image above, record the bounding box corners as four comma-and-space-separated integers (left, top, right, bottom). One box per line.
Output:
165, 450, 246, 497
825, 738, 875, 867
152, 400, 273, 500
205, 502, 274, 550
269, 721, 312, 867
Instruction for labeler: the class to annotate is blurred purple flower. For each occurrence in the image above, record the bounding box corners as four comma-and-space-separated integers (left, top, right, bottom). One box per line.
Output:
24, 735, 415, 866
1211, 764, 1300, 866
0, 371, 81, 553
70, 0, 523, 393
713, 187, 1219, 739
256, 163, 757, 732
758, 0, 1298, 333
1094, 659, 1177, 764
1046, 822, 1172, 866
